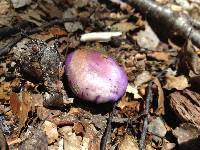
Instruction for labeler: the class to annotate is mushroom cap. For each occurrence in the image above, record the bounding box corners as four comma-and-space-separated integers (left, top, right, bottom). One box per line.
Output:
65, 49, 128, 103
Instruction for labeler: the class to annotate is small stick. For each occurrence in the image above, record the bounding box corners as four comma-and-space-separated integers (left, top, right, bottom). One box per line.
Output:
139, 81, 152, 150
100, 102, 117, 150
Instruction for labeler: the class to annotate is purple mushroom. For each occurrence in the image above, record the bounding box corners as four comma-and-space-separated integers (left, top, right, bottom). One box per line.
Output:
65, 49, 128, 103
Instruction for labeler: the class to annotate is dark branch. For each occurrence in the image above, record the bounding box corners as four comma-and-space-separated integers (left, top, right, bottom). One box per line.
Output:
139, 82, 152, 150
126, 0, 200, 48
100, 102, 117, 150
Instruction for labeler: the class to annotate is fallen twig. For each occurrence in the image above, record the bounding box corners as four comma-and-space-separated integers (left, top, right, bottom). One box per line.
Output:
139, 82, 152, 150
139, 58, 176, 149
126, 0, 200, 48
0, 18, 79, 56
0, 15, 131, 56
100, 102, 117, 150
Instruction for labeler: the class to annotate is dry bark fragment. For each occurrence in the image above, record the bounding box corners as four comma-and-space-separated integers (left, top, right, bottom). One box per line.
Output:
169, 89, 200, 126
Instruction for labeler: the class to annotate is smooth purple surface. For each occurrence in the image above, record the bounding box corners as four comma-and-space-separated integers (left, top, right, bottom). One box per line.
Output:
65, 49, 128, 103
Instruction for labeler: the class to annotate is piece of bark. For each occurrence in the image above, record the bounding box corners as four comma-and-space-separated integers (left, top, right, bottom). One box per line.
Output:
169, 89, 200, 126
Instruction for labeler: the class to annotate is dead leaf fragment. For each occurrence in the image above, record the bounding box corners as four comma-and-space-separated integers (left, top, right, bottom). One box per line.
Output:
112, 22, 136, 32
126, 84, 142, 99
0, 0, 10, 15
135, 22, 159, 50
173, 123, 200, 150
42, 120, 59, 144
164, 75, 190, 90
154, 78, 165, 115
134, 71, 152, 88
11, 0, 32, 8
63, 8, 83, 32
60, 126, 82, 150
9, 91, 32, 130
73, 122, 85, 135
147, 51, 170, 62
0, 82, 11, 101
9, 92, 21, 117
118, 134, 139, 150
117, 94, 140, 116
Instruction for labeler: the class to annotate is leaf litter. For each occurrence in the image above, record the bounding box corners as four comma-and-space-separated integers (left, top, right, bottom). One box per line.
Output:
0, 0, 200, 149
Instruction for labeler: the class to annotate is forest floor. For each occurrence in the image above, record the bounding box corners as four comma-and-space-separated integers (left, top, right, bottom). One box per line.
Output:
0, 0, 200, 150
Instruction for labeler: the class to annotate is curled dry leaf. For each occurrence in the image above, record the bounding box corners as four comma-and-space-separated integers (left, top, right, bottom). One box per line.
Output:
117, 94, 140, 116
154, 78, 165, 115
164, 75, 190, 90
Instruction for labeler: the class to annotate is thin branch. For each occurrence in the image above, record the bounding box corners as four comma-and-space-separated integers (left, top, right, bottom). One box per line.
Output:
139, 81, 152, 150
0, 15, 131, 56
126, 0, 200, 48
100, 102, 117, 150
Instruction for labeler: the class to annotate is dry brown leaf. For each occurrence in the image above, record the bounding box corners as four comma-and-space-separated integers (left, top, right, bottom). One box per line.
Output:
0, 0, 10, 15
10, 91, 32, 129
112, 22, 136, 32
10, 92, 21, 117
60, 126, 82, 150
48, 27, 68, 37
164, 75, 190, 90
42, 120, 59, 144
118, 134, 139, 150
147, 51, 170, 62
73, 122, 85, 135
154, 78, 165, 115
134, 71, 152, 88
117, 94, 140, 113
19, 92, 32, 129
19, 9, 45, 26
82, 123, 100, 150
0, 82, 11, 101
118, 97, 139, 110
